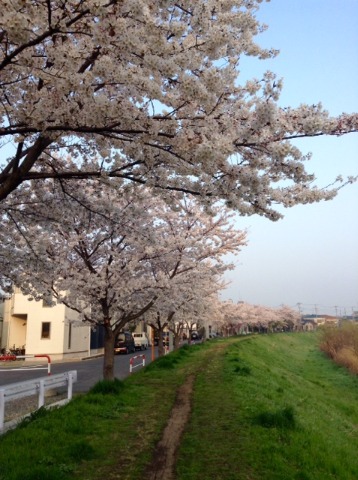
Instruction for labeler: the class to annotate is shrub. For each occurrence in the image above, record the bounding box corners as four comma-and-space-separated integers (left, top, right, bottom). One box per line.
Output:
66, 440, 96, 461
17, 406, 49, 429
147, 355, 178, 370
234, 364, 251, 376
254, 406, 296, 430
319, 323, 358, 374
89, 378, 124, 395
334, 347, 358, 375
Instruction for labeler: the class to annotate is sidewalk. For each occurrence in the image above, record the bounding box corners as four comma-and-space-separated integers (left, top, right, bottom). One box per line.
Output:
0, 352, 103, 368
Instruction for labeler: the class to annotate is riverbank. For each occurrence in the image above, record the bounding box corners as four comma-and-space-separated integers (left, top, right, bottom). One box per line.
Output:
0, 333, 357, 479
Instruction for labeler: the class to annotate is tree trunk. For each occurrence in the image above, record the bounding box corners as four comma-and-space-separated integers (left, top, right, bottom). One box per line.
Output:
170, 320, 183, 351
149, 314, 169, 357
173, 333, 181, 350
158, 329, 165, 357
187, 326, 193, 345
103, 327, 116, 381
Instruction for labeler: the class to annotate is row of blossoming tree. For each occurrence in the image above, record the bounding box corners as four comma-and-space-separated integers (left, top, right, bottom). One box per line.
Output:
1, 1, 357, 379
215, 300, 302, 336
0, 179, 247, 379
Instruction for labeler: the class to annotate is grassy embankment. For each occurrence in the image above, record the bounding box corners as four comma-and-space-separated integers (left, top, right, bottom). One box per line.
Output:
0, 332, 357, 480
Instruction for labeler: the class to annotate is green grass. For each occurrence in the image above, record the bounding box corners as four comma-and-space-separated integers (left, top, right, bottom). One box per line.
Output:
176, 334, 358, 480
1, 334, 357, 480
0, 343, 207, 480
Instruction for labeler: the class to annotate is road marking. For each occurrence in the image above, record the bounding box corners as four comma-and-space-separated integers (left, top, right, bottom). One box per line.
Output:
0, 365, 47, 372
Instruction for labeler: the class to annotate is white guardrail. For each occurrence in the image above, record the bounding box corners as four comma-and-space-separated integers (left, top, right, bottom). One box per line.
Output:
0, 354, 52, 374
0, 370, 77, 432
129, 354, 146, 373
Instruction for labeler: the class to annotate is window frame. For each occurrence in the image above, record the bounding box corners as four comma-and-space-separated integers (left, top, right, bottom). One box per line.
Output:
41, 322, 51, 339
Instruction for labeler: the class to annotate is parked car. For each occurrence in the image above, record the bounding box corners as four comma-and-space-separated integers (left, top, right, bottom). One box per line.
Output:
152, 333, 166, 346
163, 331, 170, 347
132, 332, 149, 350
114, 332, 135, 354
191, 331, 201, 341
208, 332, 218, 339
152, 333, 169, 346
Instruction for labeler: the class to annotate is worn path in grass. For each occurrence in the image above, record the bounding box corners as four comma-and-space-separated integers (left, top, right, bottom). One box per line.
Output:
145, 374, 195, 480
144, 341, 228, 480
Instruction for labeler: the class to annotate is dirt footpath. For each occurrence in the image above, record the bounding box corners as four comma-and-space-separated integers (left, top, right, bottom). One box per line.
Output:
146, 375, 195, 480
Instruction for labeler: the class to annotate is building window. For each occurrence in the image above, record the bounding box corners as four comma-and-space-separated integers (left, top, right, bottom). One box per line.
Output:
42, 295, 53, 307
41, 322, 51, 339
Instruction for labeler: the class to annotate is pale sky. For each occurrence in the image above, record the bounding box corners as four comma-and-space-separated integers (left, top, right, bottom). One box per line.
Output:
221, 0, 358, 316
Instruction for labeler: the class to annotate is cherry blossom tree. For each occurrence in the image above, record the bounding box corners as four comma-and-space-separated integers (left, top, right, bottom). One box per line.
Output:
167, 275, 225, 349
168, 316, 185, 351
220, 299, 243, 335
141, 198, 247, 354
277, 304, 302, 331
1, 181, 168, 379
145, 310, 173, 357
251, 304, 278, 332
147, 196, 247, 283
1, 1, 357, 217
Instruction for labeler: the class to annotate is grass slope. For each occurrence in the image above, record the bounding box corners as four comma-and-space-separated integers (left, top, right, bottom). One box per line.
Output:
0, 334, 357, 480
0, 345, 209, 480
176, 333, 358, 480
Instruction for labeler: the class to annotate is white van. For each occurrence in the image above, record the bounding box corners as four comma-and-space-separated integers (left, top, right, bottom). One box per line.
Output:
132, 332, 149, 350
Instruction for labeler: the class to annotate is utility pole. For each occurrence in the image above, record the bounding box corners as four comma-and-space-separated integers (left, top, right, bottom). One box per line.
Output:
296, 303, 303, 331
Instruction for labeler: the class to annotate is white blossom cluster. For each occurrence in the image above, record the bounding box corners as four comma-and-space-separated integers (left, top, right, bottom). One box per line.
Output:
1, 1, 356, 216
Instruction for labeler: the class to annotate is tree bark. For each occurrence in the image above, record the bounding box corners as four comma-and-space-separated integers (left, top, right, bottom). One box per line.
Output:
170, 323, 183, 350
0, 135, 52, 201
158, 329, 165, 357
173, 334, 181, 350
103, 327, 116, 381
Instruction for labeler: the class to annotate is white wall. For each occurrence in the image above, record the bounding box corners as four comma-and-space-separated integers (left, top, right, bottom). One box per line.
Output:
24, 301, 64, 356
63, 309, 91, 359
4, 293, 91, 360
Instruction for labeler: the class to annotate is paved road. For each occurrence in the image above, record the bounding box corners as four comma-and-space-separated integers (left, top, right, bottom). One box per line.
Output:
0, 348, 158, 393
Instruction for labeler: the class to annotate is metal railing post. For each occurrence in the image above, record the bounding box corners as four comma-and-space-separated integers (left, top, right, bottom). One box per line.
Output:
38, 380, 45, 408
0, 390, 5, 430
129, 354, 146, 373
67, 373, 73, 400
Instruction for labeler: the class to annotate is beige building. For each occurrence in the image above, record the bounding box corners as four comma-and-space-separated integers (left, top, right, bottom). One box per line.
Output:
1, 288, 100, 360
301, 314, 339, 331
